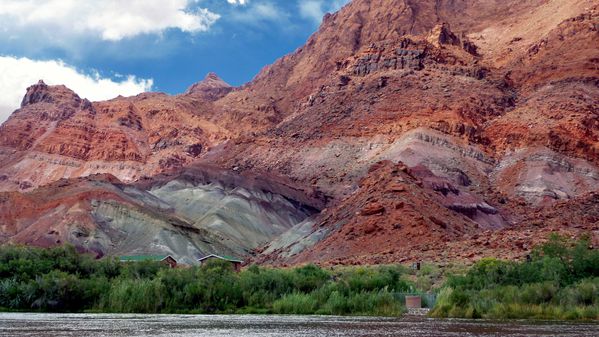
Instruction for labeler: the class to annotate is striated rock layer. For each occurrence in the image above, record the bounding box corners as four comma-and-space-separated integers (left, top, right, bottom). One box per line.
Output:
0, 165, 320, 263
0, 0, 597, 263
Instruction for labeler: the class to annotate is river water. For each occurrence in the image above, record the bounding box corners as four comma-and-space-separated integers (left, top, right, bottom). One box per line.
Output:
0, 313, 597, 337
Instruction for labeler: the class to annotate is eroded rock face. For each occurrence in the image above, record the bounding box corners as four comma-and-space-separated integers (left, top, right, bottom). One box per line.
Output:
493, 148, 599, 204
0, 79, 232, 190
0, 167, 319, 262
0, 0, 597, 264
256, 161, 484, 265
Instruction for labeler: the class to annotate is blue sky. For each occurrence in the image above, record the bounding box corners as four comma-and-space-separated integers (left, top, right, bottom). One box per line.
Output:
0, 0, 350, 122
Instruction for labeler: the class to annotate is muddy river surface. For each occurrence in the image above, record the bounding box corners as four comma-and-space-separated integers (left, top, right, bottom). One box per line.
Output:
0, 313, 597, 336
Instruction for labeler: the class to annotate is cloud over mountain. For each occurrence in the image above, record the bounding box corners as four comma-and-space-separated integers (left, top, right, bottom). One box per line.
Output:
0, 56, 152, 122
0, 0, 220, 41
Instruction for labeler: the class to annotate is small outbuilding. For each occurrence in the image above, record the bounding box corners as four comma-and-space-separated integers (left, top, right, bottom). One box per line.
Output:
405, 295, 422, 309
198, 254, 243, 272
119, 255, 178, 268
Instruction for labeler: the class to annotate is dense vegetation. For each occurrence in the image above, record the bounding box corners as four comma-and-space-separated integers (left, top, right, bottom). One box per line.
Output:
431, 234, 599, 320
1, 234, 596, 319
0, 246, 414, 316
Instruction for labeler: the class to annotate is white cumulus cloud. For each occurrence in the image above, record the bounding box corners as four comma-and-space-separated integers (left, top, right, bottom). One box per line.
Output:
0, 56, 153, 123
299, 0, 349, 25
0, 0, 220, 41
230, 2, 286, 25
227, 0, 249, 4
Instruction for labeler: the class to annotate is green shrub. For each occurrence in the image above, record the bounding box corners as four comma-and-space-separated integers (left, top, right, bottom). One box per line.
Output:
322, 290, 347, 315
431, 234, 599, 320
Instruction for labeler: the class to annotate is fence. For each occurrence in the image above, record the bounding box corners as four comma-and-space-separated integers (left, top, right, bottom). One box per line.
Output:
392, 292, 437, 308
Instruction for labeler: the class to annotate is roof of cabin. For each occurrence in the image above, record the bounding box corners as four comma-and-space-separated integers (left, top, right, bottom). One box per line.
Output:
198, 254, 243, 263
119, 255, 175, 262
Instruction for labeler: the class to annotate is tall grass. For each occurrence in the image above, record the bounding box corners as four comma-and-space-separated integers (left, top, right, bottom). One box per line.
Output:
272, 292, 316, 314
102, 278, 165, 313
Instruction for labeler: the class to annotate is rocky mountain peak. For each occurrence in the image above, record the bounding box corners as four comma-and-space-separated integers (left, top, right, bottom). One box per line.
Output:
20, 80, 51, 107
203, 72, 229, 86
184, 72, 232, 99
15, 81, 93, 123
20, 80, 83, 109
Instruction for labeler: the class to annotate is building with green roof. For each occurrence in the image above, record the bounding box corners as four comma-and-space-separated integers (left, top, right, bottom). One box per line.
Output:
119, 255, 177, 268
198, 254, 243, 271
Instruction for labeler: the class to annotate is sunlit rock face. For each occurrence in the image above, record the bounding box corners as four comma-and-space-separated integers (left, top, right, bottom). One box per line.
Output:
0, 74, 234, 193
